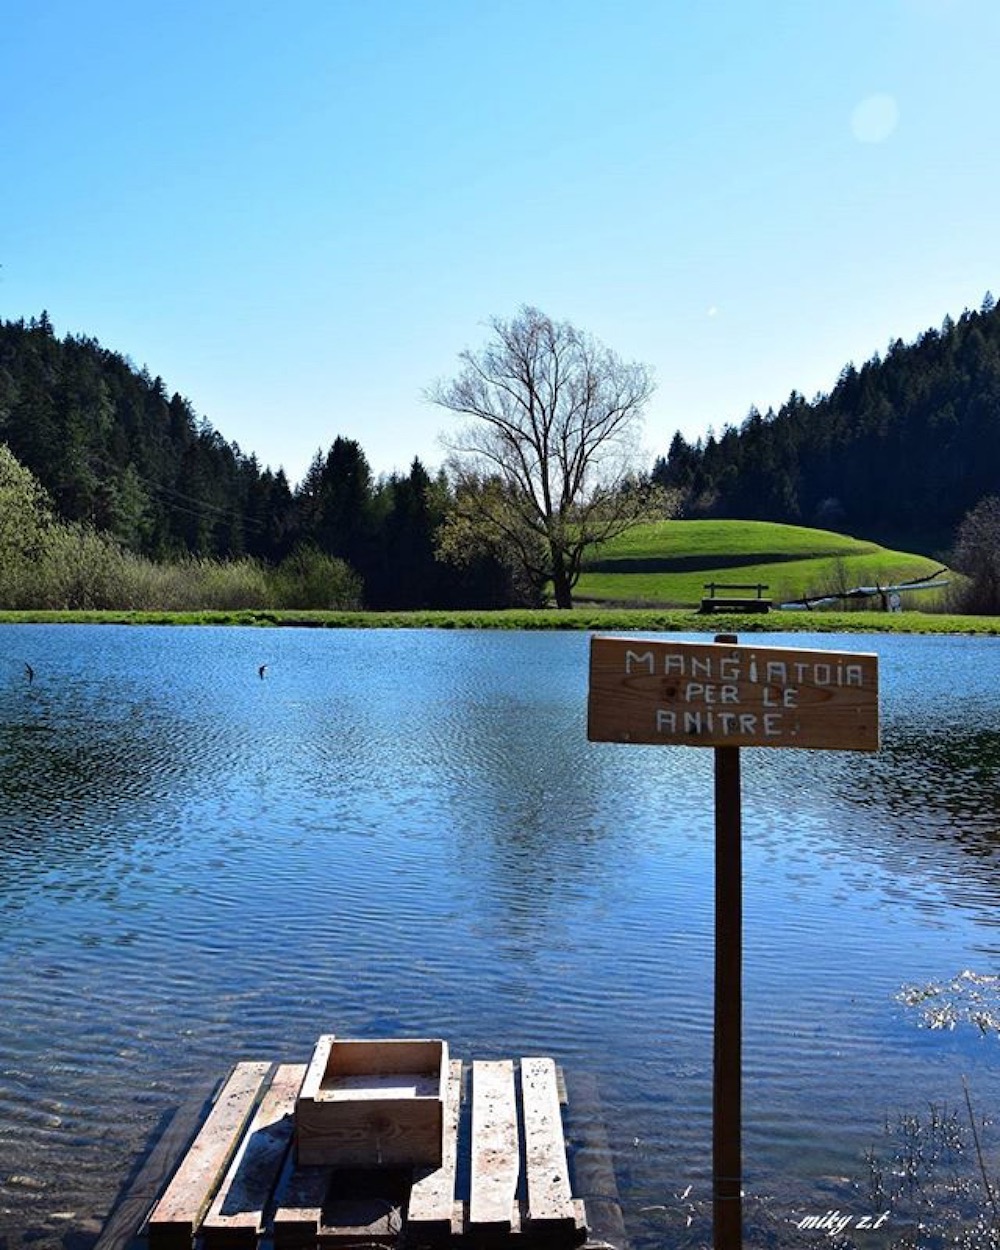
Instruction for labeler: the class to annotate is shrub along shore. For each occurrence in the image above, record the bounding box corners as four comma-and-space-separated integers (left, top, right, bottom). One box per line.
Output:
1, 607, 999, 634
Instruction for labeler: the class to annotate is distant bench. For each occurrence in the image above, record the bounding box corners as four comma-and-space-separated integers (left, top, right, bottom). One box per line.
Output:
699, 582, 772, 614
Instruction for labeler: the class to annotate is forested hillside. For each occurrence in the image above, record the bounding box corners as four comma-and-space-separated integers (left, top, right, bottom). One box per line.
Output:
653, 293, 1000, 554
0, 314, 511, 608
3, 297, 999, 609
0, 313, 283, 559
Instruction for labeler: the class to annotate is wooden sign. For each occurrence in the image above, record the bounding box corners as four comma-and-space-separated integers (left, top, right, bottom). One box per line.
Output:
588, 636, 879, 752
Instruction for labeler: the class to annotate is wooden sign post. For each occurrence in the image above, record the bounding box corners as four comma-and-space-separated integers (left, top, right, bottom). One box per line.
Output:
588, 634, 879, 1250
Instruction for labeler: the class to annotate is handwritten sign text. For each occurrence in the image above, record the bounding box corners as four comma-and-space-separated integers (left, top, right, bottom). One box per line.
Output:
588, 637, 879, 751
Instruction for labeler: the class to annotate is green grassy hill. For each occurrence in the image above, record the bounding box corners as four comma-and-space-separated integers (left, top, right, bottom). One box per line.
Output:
576, 519, 948, 608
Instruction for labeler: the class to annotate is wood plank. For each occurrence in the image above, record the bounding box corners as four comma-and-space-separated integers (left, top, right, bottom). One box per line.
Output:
146, 1061, 271, 1249
317, 1201, 403, 1245
299, 1034, 335, 1102
407, 1059, 462, 1237
272, 1164, 330, 1246
468, 1060, 519, 1232
520, 1057, 576, 1230
200, 1063, 305, 1247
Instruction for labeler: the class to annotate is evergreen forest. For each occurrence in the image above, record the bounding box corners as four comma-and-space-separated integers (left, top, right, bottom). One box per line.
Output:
653, 294, 1000, 557
0, 314, 514, 610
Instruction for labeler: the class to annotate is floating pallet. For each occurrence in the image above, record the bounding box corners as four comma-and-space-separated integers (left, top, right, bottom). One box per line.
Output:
100, 1055, 625, 1250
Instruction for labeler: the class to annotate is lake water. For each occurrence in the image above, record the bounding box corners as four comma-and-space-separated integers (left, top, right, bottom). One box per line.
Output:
1, 625, 999, 1248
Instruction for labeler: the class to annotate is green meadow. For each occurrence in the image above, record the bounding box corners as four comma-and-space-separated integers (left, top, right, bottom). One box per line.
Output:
576, 519, 947, 608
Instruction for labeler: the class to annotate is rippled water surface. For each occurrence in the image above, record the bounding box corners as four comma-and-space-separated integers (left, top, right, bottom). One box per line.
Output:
1, 626, 999, 1247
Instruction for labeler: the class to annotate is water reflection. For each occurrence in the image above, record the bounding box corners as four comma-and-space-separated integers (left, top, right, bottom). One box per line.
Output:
865, 724, 1000, 828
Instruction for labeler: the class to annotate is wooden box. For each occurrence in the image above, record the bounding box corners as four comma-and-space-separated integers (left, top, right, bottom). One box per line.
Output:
295, 1036, 448, 1167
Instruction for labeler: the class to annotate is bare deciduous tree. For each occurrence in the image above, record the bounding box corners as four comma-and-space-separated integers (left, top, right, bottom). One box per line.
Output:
430, 306, 669, 608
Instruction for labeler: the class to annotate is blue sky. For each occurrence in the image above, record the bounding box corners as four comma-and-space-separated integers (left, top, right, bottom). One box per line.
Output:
2, 0, 997, 487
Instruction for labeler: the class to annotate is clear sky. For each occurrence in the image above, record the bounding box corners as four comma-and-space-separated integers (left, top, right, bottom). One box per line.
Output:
2, 0, 997, 487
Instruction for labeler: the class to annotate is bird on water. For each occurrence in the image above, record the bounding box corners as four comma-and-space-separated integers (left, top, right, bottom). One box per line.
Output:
25, 663, 34, 684
258, 664, 268, 679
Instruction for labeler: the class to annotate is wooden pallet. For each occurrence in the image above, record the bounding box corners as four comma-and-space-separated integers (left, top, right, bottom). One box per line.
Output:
116, 1055, 615, 1250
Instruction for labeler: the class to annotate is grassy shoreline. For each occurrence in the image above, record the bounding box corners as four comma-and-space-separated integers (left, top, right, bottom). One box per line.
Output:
1, 607, 998, 634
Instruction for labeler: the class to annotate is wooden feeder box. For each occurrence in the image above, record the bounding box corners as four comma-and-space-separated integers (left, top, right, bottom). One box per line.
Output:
295, 1035, 448, 1168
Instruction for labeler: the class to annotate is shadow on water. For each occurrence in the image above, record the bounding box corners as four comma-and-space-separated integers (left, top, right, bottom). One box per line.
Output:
863, 724, 1000, 830
826, 708, 1000, 937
